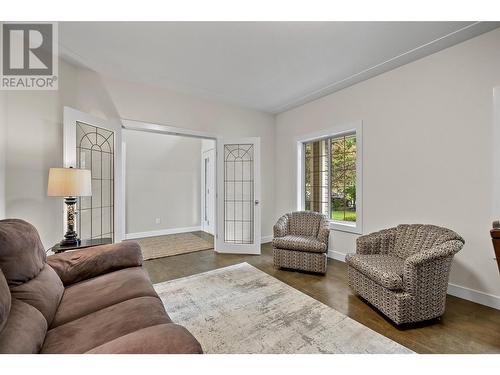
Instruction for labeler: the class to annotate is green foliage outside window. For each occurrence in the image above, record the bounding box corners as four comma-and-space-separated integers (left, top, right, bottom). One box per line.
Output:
304, 134, 356, 222
331, 135, 356, 222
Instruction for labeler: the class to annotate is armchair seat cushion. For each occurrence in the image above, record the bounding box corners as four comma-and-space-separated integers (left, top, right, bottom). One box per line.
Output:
346, 254, 404, 290
273, 235, 327, 253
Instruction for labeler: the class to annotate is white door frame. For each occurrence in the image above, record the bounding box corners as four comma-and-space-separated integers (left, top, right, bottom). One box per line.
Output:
63, 107, 125, 242
121, 119, 218, 140
201, 148, 215, 235
216, 137, 261, 254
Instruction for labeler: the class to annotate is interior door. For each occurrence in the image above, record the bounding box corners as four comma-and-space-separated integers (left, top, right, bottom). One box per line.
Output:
202, 148, 215, 235
216, 137, 261, 254
63, 107, 124, 243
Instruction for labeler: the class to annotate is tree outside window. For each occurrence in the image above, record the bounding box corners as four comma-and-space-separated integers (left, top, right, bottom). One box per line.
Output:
304, 134, 356, 222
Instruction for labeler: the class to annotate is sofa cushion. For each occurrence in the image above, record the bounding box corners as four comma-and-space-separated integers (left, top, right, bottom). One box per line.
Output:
346, 254, 404, 290
85, 323, 203, 354
273, 235, 327, 253
0, 219, 46, 286
0, 299, 47, 353
10, 264, 64, 326
0, 270, 11, 333
41, 296, 171, 353
51, 267, 159, 328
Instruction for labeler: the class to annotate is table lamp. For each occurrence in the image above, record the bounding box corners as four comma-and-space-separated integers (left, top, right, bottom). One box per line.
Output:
48, 167, 92, 246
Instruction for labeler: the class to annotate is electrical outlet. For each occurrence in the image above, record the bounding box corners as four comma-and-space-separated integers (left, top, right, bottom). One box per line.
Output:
155, 218, 161, 224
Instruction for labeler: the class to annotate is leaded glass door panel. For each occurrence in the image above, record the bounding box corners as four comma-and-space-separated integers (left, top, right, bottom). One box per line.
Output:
63, 107, 124, 243
216, 137, 261, 254
76, 121, 114, 241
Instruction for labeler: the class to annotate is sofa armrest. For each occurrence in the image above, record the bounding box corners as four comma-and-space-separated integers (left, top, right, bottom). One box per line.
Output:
356, 228, 396, 255
317, 216, 330, 245
47, 241, 143, 286
273, 214, 289, 238
85, 323, 203, 354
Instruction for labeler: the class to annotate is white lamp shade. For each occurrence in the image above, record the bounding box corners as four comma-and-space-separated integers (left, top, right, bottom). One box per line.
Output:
47, 168, 92, 197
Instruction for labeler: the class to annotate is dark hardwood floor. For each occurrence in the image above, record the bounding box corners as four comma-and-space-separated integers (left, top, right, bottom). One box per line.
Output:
144, 237, 500, 354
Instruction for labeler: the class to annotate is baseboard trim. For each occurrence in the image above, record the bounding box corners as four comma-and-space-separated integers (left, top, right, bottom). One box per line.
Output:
327, 250, 500, 310
447, 283, 500, 310
261, 235, 273, 244
125, 226, 202, 240
328, 250, 346, 262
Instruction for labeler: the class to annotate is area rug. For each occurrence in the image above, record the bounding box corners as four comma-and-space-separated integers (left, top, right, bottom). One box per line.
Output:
154, 262, 413, 354
132, 232, 213, 260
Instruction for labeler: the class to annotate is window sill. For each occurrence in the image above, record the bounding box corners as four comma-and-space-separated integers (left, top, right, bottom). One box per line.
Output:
329, 220, 362, 235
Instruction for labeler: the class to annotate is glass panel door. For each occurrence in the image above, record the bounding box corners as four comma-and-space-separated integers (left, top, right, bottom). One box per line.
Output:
216, 138, 261, 254
63, 107, 124, 242
76, 121, 114, 241
224, 144, 254, 244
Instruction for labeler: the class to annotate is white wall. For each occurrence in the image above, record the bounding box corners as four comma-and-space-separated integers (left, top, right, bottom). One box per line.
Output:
124, 130, 202, 234
0, 91, 6, 219
4, 59, 275, 248
275, 28, 500, 307
493, 86, 500, 219
4, 61, 79, 246
97, 76, 276, 239
3, 60, 123, 247
5, 28, 497, 308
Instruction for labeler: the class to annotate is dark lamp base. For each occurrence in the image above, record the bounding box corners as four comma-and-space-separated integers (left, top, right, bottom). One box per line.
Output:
59, 237, 81, 247
61, 196, 81, 247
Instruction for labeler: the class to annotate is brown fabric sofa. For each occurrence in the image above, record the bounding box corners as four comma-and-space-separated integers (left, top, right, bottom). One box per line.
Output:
0, 219, 202, 354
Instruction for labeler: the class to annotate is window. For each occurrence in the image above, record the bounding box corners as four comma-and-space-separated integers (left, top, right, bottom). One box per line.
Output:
299, 122, 362, 233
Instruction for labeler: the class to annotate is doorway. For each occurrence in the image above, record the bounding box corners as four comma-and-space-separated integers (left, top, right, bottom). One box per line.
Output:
121, 120, 262, 256
201, 146, 215, 235
123, 129, 215, 260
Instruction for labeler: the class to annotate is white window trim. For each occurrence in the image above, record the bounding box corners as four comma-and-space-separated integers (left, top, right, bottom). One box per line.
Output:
296, 120, 363, 235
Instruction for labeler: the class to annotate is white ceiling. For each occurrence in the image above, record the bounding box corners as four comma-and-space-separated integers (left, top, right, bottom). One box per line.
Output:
59, 22, 500, 114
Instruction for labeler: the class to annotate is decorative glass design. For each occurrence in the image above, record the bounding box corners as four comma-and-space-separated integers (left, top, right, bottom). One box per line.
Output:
76, 121, 114, 241
224, 144, 254, 244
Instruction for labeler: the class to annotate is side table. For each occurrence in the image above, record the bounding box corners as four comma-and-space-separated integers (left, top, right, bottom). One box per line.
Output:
49, 238, 113, 253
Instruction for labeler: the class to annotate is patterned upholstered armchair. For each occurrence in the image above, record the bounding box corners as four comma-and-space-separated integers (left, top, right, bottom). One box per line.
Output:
273, 211, 330, 274
346, 224, 464, 325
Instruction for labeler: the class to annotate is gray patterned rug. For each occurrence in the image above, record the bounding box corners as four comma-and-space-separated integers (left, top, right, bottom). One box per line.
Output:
154, 263, 413, 354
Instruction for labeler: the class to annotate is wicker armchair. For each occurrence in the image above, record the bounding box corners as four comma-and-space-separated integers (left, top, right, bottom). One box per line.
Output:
272, 211, 330, 274
346, 224, 464, 324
